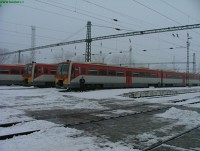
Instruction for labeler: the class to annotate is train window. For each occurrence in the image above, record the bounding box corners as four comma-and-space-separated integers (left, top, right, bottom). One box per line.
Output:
81, 68, 86, 75
0, 69, 9, 74
99, 69, 107, 76
75, 66, 79, 74
146, 73, 157, 78
37, 67, 41, 74
132, 72, 139, 77
11, 69, 20, 74
88, 69, 97, 75
44, 68, 48, 74
117, 71, 124, 76
139, 72, 145, 77
167, 74, 182, 79
50, 70, 56, 74
108, 70, 116, 76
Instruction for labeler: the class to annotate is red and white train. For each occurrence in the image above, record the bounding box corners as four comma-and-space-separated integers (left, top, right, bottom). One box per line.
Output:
0, 64, 24, 85
55, 61, 200, 89
23, 62, 57, 87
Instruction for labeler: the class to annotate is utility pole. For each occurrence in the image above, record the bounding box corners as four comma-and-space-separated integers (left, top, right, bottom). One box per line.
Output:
85, 21, 92, 62
186, 33, 192, 86
31, 26, 36, 62
18, 51, 21, 64
193, 53, 196, 74
129, 45, 132, 67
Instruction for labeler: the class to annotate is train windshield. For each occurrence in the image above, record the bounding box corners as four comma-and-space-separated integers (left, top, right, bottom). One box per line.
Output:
57, 64, 69, 74
24, 64, 33, 74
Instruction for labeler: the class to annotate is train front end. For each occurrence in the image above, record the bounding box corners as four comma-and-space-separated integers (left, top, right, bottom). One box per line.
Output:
55, 62, 70, 88
23, 63, 35, 86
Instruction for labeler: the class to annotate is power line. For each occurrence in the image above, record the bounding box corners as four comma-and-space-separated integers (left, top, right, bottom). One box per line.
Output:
159, 0, 200, 23
132, 0, 200, 38
33, 0, 115, 25
81, 0, 157, 29
0, 28, 63, 41
62, 26, 86, 42
19, 4, 86, 22
1, 23, 199, 58
132, 0, 182, 25
0, 19, 81, 34
81, 0, 200, 49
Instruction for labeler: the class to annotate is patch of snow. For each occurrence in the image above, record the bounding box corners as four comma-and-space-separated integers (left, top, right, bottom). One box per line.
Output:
0, 126, 139, 151
0, 108, 33, 124
0, 120, 60, 136
155, 107, 200, 127
74, 100, 107, 110
110, 109, 135, 114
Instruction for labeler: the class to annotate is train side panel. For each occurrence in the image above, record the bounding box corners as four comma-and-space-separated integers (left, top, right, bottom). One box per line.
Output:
0, 64, 24, 85
0, 74, 23, 85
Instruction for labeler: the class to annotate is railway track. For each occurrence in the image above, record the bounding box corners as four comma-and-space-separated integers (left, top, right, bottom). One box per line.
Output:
142, 124, 200, 151
0, 103, 170, 140
1, 96, 200, 150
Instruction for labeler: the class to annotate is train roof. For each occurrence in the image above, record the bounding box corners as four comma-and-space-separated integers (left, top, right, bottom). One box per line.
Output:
0, 64, 25, 67
58, 61, 200, 75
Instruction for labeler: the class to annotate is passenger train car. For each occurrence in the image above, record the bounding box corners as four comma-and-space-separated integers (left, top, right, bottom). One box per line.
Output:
23, 62, 57, 87
0, 64, 24, 85
55, 61, 200, 89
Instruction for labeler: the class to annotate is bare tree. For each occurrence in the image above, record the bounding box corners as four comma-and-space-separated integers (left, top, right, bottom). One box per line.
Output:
0, 48, 10, 64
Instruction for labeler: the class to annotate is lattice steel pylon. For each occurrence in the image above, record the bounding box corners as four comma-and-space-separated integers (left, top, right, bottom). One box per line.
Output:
31, 26, 36, 62
85, 21, 92, 62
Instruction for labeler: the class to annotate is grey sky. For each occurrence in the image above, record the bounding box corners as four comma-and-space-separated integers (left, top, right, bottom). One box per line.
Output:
0, 0, 200, 71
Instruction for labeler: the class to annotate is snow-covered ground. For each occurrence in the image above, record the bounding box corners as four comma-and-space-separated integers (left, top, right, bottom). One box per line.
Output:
0, 86, 200, 151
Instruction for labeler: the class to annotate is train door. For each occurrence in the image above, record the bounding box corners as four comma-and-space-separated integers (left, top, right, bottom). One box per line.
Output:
126, 70, 132, 88
182, 75, 186, 86
31, 62, 36, 83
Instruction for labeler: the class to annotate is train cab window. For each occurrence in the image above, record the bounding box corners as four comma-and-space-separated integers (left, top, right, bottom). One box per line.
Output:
25, 64, 32, 74
11, 69, 20, 74
108, 70, 116, 76
0, 69, 9, 74
99, 69, 107, 76
88, 69, 97, 75
44, 68, 48, 74
62, 64, 69, 74
81, 68, 86, 75
117, 71, 124, 76
57, 64, 63, 74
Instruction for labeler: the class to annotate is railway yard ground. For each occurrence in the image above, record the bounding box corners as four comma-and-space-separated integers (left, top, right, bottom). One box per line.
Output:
0, 86, 200, 151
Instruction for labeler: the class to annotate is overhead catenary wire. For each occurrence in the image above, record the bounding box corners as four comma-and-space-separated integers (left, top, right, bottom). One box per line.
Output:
0, 28, 63, 41
159, 0, 200, 23
81, 0, 200, 53
0, 19, 83, 34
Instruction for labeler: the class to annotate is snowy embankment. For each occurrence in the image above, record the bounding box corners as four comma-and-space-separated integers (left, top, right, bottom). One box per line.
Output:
0, 86, 200, 151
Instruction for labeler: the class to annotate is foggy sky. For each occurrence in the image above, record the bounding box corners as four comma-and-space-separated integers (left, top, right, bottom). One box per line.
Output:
0, 0, 200, 72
